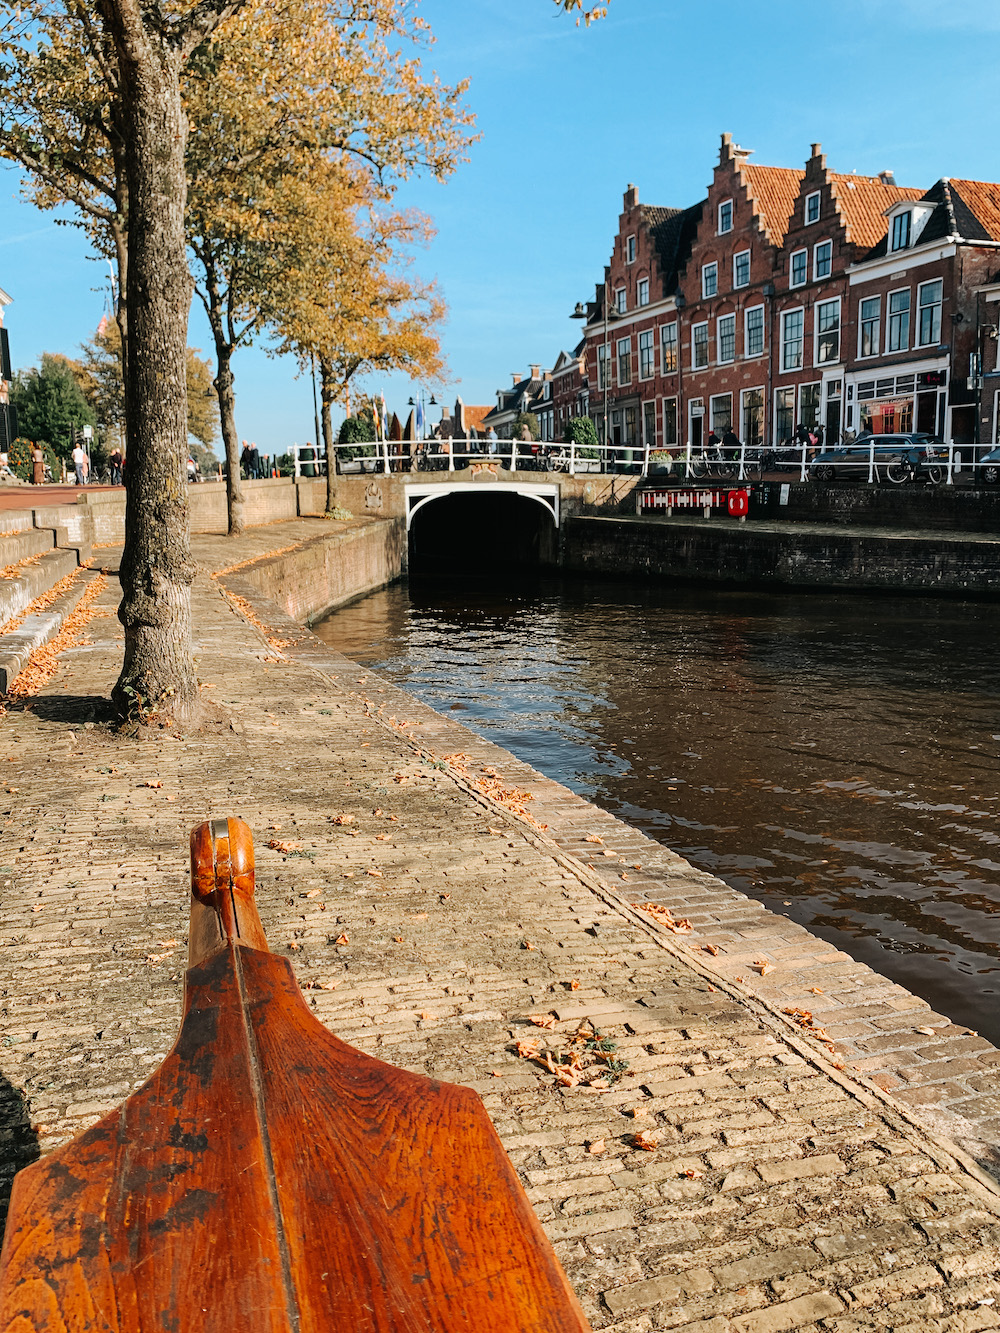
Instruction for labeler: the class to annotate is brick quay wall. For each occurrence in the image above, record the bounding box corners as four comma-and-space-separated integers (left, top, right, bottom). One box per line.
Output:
562, 513, 1000, 595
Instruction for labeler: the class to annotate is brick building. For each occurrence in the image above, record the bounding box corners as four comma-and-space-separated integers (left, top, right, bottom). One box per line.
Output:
573, 136, 1000, 455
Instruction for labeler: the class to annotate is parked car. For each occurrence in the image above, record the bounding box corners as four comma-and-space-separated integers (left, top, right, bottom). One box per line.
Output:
808, 433, 947, 485
977, 445, 1000, 485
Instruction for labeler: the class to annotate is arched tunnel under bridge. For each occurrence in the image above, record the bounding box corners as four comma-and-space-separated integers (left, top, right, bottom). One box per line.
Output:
406, 483, 559, 576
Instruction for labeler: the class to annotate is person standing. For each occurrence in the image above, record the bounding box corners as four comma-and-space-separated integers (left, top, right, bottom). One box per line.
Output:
721, 425, 741, 460
31, 444, 45, 485
72, 441, 86, 486
248, 442, 261, 480
110, 447, 123, 485
240, 440, 253, 479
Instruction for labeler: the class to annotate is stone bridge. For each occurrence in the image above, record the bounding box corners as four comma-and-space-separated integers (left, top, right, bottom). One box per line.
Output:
330, 464, 642, 573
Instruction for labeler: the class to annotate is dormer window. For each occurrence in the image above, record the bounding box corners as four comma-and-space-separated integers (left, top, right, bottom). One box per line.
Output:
718, 200, 733, 234
805, 191, 821, 224
891, 211, 912, 251
626, 235, 636, 263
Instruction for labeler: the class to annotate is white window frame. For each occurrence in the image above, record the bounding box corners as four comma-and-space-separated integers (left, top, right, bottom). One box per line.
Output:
716, 313, 736, 365
917, 279, 943, 347
781, 307, 805, 372
615, 286, 627, 314
637, 277, 650, 308
626, 234, 636, 263
858, 295, 881, 359
660, 321, 678, 375
616, 335, 632, 386
814, 297, 840, 365
710, 392, 733, 433
596, 343, 608, 391
692, 321, 709, 370
813, 239, 832, 281
744, 304, 765, 358
701, 262, 718, 299
638, 328, 655, 380
789, 249, 808, 289
661, 395, 678, 446
733, 249, 751, 289
890, 211, 911, 252
718, 199, 734, 235
805, 190, 821, 225
887, 286, 911, 353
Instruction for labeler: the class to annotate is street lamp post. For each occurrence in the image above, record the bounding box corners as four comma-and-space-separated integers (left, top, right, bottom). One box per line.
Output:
571, 281, 621, 471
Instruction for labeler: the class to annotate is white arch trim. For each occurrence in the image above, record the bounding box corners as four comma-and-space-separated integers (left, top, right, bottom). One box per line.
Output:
403, 482, 560, 531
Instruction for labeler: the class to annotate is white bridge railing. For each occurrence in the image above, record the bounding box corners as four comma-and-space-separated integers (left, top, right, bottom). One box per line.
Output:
332, 438, 652, 475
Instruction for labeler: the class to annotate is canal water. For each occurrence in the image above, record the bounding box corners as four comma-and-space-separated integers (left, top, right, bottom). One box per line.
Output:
314, 577, 1000, 1045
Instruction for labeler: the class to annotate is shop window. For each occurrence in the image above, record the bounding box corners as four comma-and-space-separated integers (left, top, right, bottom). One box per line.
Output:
662, 397, 678, 445
799, 382, 821, 428
643, 401, 656, 447
775, 387, 795, 443
710, 394, 732, 434
742, 388, 764, 448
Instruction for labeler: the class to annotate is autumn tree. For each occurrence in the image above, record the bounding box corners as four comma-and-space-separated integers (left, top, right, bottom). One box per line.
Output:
0, 0, 599, 720
78, 318, 217, 453
180, 1, 471, 533
10, 353, 95, 460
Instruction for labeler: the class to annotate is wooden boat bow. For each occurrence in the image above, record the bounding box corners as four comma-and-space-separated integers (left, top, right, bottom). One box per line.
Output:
0, 818, 590, 1332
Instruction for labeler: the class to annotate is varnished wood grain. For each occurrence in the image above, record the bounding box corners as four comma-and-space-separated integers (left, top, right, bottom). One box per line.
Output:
0, 820, 591, 1332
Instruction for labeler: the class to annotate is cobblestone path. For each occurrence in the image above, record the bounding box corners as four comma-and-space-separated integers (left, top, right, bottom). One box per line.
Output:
1, 531, 998, 1330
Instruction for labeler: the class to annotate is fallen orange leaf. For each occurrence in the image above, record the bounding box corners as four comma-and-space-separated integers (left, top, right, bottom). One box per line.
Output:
587, 1138, 606, 1155
632, 1131, 658, 1151
334, 933, 349, 946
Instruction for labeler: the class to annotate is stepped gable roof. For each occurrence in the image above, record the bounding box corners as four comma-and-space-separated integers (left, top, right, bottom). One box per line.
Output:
739, 163, 804, 246
828, 174, 923, 248
640, 201, 703, 292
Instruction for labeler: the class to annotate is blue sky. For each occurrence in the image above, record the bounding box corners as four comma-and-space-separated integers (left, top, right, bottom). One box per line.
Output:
0, 0, 996, 454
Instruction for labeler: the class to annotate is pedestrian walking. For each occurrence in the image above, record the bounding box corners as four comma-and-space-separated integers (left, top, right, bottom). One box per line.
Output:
248, 442, 261, 479
240, 440, 253, 479
721, 426, 741, 460
72, 442, 87, 486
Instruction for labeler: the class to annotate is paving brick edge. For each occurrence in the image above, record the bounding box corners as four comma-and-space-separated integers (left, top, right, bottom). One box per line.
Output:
219, 571, 1000, 1206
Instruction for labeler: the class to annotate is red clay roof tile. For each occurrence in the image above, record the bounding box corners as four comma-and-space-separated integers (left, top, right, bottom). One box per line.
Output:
828, 174, 923, 248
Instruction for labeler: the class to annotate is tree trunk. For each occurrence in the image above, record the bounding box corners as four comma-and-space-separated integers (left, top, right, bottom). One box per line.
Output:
211, 335, 245, 535
105, 19, 197, 721
320, 357, 336, 512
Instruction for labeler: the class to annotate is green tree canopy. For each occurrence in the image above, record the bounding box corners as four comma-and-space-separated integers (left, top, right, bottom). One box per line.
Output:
563, 416, 598, 448
11, 354, 95, 460
338, 412, 377, 445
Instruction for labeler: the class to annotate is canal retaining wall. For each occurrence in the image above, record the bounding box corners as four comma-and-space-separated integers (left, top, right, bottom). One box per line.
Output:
562, 513, 1000, 595
750, 479, 1000, 532
226, 517, 405, 623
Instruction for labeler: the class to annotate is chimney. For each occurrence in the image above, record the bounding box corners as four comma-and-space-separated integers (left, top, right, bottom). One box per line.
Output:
530, 364, 541, 380
624, 183, 638, 210
440, 404, 451, 420
878, 169, 896, 186
511, 372, 522, 386
810, 142, 822, 158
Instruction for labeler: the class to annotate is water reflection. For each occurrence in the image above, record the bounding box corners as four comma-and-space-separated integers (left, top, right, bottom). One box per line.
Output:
314, 577, 1000, 1043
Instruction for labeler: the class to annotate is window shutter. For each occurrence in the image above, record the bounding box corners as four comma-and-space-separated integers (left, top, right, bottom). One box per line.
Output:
0, 329, 10, 382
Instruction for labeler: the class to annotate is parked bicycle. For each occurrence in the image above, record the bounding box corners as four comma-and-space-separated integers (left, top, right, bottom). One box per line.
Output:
690, 446, 737, 481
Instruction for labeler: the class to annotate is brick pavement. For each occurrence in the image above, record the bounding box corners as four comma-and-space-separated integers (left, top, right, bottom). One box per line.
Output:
1, 527, 999, 1329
